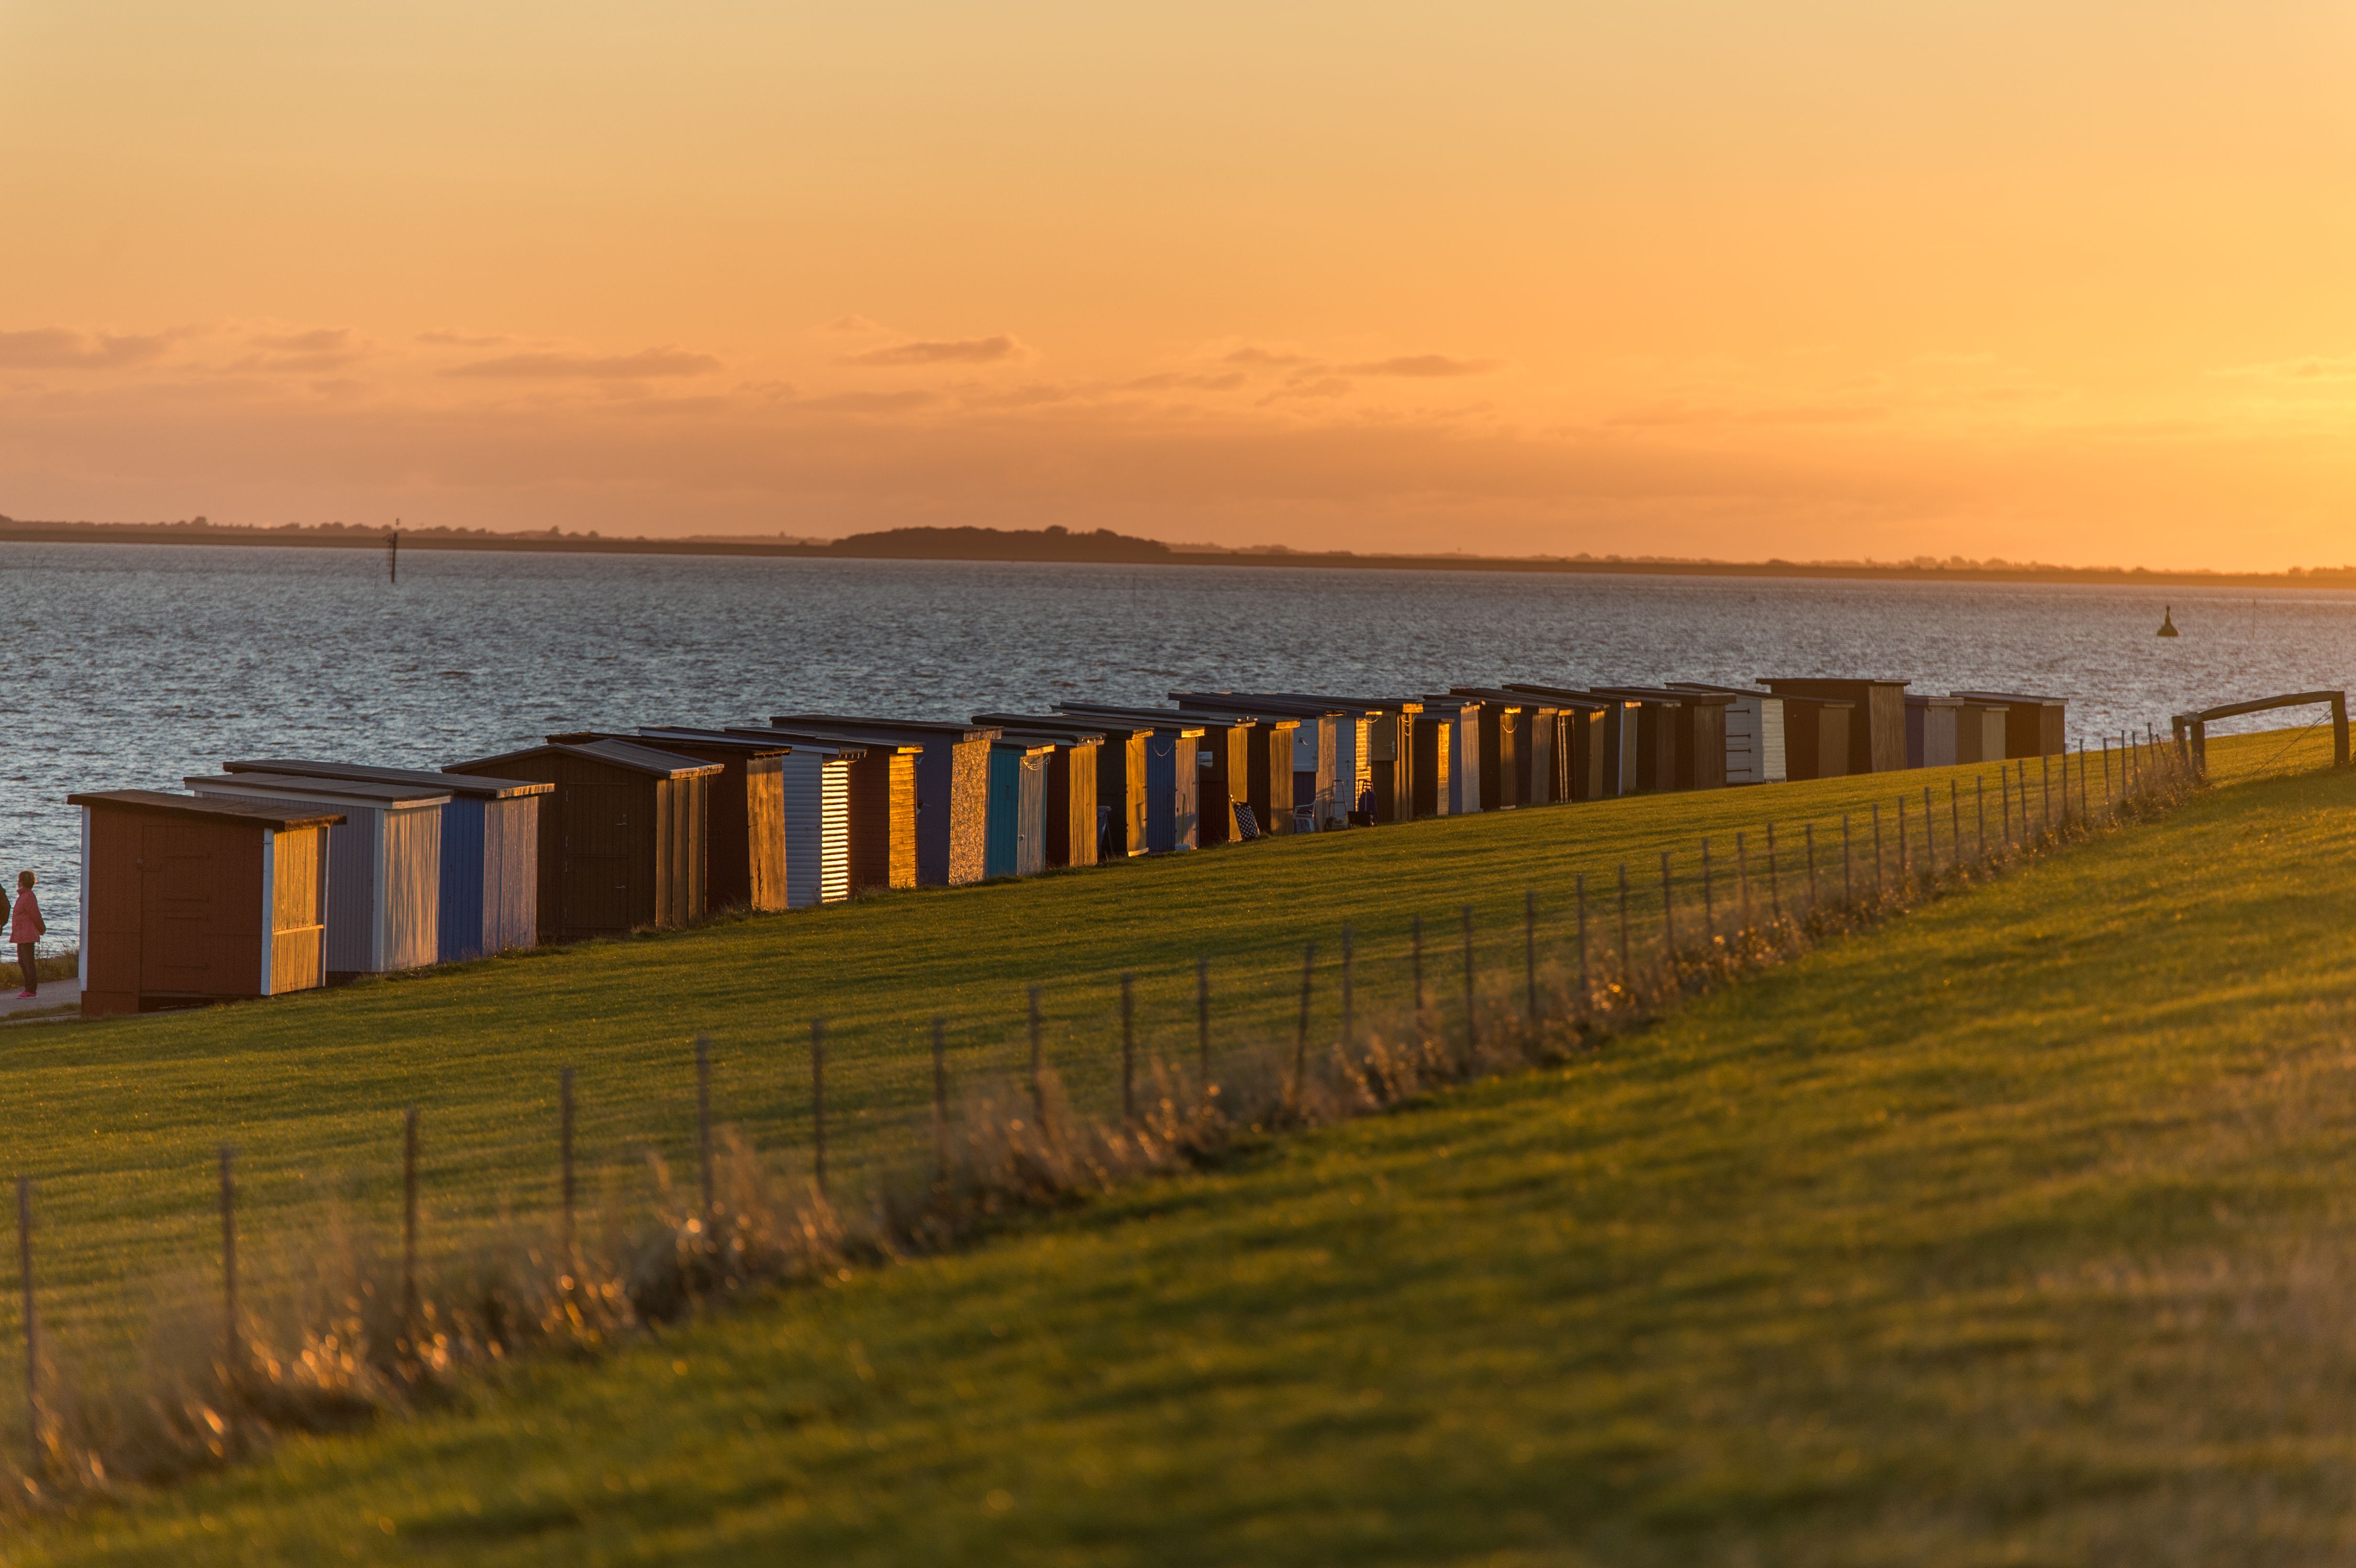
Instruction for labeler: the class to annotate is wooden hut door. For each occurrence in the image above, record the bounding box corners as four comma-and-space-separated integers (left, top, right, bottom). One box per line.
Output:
565, 781, 634, 936
142, 818, 217, 992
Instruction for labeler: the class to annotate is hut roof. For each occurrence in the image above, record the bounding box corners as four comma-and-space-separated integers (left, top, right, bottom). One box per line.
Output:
185, 773, 452, 807
1051, 702, 1242, 734
1950, 690, 2066, 707
769, 715, 1001, 741
969, 715, 1110, 745
1499, 682, 1617, 711
1254, 692, 1424, 713
224, 759, 551, 799
727, 726, 886, 759
68, 789, 346, 831
447, 740, 723, 780
630, 727, 792, 757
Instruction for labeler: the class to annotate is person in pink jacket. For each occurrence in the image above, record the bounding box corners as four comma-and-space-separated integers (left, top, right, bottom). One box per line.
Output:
11, 871, 44, 999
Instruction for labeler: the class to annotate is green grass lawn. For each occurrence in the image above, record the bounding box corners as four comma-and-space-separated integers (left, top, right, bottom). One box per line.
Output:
4, 734, 2156, 1355
13, 726, 2334, 1561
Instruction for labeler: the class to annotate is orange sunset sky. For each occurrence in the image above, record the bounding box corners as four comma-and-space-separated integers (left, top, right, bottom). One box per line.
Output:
3, 2, 2355, 568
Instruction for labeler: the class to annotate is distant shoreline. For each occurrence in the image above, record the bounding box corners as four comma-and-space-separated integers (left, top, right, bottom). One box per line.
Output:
0, 519, 2343, 591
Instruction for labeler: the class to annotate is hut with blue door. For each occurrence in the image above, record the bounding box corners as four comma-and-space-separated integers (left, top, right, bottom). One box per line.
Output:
969, 716, 1106, 868
768, 716, 999, 887
1055, 703, 1261, 844
225, 758, 548, 960
984, 738, 1056, 877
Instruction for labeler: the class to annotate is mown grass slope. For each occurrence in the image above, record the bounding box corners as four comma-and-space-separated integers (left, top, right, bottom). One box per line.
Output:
10, 727, 2351, 1563
4, 738, 2138, 1347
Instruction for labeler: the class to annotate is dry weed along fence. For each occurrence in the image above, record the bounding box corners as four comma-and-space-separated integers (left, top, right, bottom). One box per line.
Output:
0, 730, 2194, 1507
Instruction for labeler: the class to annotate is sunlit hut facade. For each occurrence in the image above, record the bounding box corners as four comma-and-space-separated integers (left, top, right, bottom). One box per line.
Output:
72, 790, 339, 1017
575, 729, 790, 915
1451, 686, 1571, 808
739, 726, 914, 896
1172, 692, 1348, 831
1048, 704, 1258, 847
970, 717, 1107, 868
1950, 691, 2070, 758
985, 736, 1057, 876
769, 716, 998, 887
185, 771, 449, 977
446, 739, 720, 942
1664, 683, 1789, 786
222, 759, 548, 960
1772, 692, 1853, 781
1761, 679, 1910, 773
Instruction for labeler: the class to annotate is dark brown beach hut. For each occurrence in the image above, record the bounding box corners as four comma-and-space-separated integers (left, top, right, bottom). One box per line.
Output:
1501, 683, 1618, 800
1410, 710, 1454, 817
551, 729, 788, 915
769, 716, 999, 886
1595, 687, 1731, 792
446, 740, 720, 944
1664, 683, 1788, 786
1452, 687, 1568, 807
1759, 679, 1909, 773
73, 790, 340, 1017
1901, 696, 1963, 770
1950, 692, 2068, 758
1776, 695, 1854, 781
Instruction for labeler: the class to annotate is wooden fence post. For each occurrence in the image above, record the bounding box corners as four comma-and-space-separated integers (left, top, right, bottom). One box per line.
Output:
694, 1035, 715, 1220
1616, 864, 1632, 985
1766, 824, 1781, 922
1873, 804, 1886, 902
1460, 905, 1478, 1055
1735, 832, 1751, 935
1195, 957, 1211, 1089
1520, 893, 1536, 1025
1121, 972, 1136, 1122
1292, 942, 1317, 1098
16, 1176, 34, 1461
559, 1066, 576, 1260
1700, 838, 1714, 942
1659, 852, 1675, 966
1841, 816, 1853, 908
219, 1146, 238, 1387
401, 1109, 420, 1340
1410, 914, 1425, 1017
810, 1019, 828, 1198
1895, 798, 1907, 887
1027, 985, 1045, 1124
1575, 873, 1590, 1003
931, 1017, 949, 1185
1341, 926, 1356, 1049
1805, 824, 1818, 912
1977, 775, 1986, 858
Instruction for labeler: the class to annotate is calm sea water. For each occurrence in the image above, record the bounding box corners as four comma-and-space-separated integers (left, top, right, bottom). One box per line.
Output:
7, 542, 2352, 938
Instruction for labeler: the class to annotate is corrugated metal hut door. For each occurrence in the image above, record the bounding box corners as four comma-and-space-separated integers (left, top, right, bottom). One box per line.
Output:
143, 818, 217, 990
565, 781, 634, 936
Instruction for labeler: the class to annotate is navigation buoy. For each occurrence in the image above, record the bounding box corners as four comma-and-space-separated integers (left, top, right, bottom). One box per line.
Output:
2158, 606, 2178, 637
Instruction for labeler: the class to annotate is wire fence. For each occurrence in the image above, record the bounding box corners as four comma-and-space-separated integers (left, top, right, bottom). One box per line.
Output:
0, 728, 2197, 1505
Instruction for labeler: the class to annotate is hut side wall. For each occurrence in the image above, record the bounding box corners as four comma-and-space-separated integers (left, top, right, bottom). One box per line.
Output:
321, 806, 381, 974
943, 738, 989, 886
1691, 704, 1728, 790
1065, 742, 1100, 866
986, 748, 1019, 878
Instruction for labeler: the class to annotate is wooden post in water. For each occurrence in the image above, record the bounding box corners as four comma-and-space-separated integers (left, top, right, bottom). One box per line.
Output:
931, 1018, 949, 1186
218, 1146, 238, 1387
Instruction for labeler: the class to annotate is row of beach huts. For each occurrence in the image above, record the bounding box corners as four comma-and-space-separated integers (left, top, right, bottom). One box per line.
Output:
65, 679, 2068, 1017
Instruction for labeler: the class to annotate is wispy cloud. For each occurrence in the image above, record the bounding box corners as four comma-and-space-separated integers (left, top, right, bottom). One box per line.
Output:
416, 328, 515, 348
841, 334, 1026, 367
444, 347, 722, 380
818, 315, 887, 335
799, 390, 938, 413
1222, 346, 1313, 368
0, 327, 178, 370
1337, 354, 1499, 378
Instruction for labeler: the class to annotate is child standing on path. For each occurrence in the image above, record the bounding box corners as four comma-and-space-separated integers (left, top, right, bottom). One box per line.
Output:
11, 871, 44, 999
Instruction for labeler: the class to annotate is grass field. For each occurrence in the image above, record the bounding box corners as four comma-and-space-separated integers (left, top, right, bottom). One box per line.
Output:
8, 725, 2335, 1561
